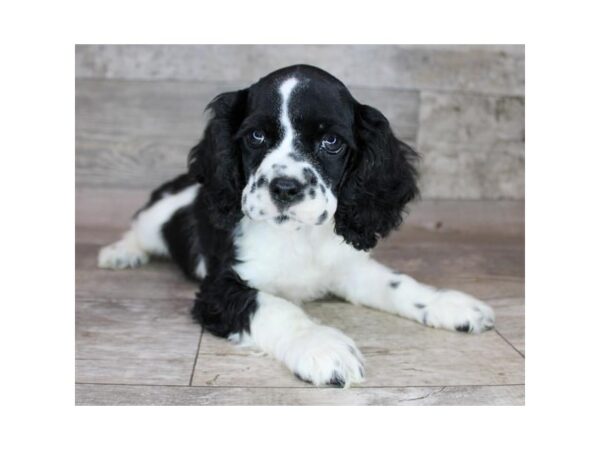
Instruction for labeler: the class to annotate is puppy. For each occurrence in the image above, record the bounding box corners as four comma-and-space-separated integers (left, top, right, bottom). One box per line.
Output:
98, 64, 495, 387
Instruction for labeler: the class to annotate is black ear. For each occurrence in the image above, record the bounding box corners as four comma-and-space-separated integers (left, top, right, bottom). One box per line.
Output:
334, 103, 419, 251
188, 89, 248, 230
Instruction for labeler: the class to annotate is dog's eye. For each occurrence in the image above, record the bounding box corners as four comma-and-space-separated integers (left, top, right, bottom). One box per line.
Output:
247, 129, 266, 148
320, 134, 345, 154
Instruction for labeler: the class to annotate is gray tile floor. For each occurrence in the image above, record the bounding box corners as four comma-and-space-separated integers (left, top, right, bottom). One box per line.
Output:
75, 189, 524, 405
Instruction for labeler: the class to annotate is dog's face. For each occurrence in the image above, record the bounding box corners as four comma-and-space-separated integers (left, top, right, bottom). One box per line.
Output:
189, 65, 418, 250
239, 71, 356, 228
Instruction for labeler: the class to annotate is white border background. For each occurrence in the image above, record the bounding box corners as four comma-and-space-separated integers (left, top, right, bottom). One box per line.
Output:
2, 0, 599, 448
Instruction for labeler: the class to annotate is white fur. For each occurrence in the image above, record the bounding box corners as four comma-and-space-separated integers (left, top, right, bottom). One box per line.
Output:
98, 229, 149, 269
98, 184, 199, 268
240, 292, 364, 387
234, 217, 353, 303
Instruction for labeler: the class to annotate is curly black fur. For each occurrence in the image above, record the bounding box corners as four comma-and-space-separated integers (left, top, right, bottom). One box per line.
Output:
187, 89, 249, 231
334, 103, 419, 251
191, 269, 258, 338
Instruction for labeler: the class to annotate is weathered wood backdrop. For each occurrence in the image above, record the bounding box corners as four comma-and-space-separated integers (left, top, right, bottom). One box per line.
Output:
76, 45, 524, 199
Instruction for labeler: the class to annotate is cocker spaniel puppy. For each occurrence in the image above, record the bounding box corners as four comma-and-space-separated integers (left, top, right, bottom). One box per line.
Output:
98, 65, 495, 387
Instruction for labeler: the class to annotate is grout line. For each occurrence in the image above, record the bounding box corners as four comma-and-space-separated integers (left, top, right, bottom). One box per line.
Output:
495, 329, 525, 358
188, 329, 204, 386
76, 381, 525, 389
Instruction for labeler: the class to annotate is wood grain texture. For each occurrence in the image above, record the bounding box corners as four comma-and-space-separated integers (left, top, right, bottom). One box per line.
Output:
417, 91, 525, 199
76, 45, 524, 96
75, 384, 524, 406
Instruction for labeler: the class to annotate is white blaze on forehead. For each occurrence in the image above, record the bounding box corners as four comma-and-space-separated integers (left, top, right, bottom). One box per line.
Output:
277, 77, 299, 149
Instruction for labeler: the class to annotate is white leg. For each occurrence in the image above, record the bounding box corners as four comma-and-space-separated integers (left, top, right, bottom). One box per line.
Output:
97, 184, 199, 270
240, 292, 365, 387
97, 229, 150, 269
331, 256, 495, 334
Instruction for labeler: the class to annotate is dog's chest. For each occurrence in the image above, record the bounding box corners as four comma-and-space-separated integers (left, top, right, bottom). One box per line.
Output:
233, 219, 351, 303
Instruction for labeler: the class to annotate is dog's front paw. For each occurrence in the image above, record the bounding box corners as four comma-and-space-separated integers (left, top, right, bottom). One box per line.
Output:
285, 325, 365, 388
421, 290, 495, 334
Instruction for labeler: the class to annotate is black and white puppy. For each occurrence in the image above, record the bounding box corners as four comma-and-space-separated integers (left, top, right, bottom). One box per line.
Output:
98, 65, 495, 387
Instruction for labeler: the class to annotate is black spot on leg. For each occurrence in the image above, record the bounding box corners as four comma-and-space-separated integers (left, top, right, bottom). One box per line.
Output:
414, 303, 426, 309
455, 323, 472, 333
259, 209, 265, 216
316, 210, 328, 225
308, 188, 316, 199
389, 281, 400, 288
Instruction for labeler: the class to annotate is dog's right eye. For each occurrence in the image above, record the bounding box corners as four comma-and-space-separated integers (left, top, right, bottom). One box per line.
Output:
247, 129, 266, 148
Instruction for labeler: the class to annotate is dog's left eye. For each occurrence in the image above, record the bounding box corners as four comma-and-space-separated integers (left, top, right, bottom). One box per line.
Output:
320, 134, 345, 154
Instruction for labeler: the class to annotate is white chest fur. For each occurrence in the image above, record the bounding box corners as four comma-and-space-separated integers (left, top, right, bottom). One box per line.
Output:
233, 217, 364, 303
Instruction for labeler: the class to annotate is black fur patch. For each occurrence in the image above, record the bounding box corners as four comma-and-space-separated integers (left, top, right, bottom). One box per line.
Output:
191, 270, 258, 338
414, 303, 426, 309
389, 281, 400, 288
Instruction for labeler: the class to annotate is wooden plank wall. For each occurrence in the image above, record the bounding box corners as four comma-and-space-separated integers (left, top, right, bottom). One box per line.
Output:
75, 45, 524, 199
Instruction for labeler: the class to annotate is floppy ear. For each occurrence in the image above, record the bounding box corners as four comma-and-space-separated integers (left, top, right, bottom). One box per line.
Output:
334, 103, 419, 251
188, 89, 248, 230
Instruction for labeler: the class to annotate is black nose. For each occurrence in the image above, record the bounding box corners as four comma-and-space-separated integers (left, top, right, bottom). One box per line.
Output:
269, 177, 304, 205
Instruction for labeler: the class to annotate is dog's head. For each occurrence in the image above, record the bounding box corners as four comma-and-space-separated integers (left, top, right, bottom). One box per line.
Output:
189, 65, 418, 251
